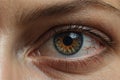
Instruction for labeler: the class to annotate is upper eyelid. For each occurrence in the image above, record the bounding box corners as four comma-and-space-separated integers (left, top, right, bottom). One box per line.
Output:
18, 2, 119, 45
19, 7, 119, 48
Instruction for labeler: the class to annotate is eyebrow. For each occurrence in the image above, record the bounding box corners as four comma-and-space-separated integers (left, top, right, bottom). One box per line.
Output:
20, 0, 120, 25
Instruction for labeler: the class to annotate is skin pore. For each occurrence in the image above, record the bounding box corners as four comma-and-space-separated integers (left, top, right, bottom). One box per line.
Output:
0, 0, 120, 80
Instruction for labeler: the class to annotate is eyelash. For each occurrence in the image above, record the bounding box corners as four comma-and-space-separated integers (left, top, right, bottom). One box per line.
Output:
54, 25, 111, 45
27, 24, 113, 74
33, 24, 112, 48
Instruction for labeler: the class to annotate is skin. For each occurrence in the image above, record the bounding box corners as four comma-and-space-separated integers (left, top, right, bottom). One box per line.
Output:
0, 0, 120, 80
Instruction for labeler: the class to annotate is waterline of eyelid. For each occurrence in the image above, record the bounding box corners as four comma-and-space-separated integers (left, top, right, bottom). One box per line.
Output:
32, 49, 109, 74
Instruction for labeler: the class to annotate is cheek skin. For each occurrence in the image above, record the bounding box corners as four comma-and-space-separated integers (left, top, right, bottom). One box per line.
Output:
12, 60, 51, 80
86, 55, 120, 80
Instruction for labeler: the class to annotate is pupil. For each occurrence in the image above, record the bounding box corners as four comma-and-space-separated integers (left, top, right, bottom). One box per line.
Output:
63, 36, 73, 46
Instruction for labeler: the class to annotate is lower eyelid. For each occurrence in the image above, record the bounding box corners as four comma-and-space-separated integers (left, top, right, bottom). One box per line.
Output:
32, 49, 109, 74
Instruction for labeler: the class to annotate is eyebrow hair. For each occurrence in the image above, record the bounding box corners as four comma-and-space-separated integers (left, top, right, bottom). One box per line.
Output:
20, 0, 120, 25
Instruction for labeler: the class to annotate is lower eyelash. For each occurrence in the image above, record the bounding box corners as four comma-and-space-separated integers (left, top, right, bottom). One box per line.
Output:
33, 48, 108, 74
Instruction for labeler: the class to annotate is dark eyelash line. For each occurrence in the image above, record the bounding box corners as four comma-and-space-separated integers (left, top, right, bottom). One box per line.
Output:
52, 25, 112, 46
84, 28, 112, 46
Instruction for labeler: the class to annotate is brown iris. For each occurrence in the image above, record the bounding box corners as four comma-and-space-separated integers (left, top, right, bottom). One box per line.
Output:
53, 32, 83, 55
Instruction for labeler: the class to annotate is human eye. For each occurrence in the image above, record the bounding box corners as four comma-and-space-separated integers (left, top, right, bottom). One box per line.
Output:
26, 24, 113, 74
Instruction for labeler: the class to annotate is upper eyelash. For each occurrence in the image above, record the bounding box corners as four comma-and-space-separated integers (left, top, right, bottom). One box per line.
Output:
52, 25, 112, 45
29, 24, 112, 52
